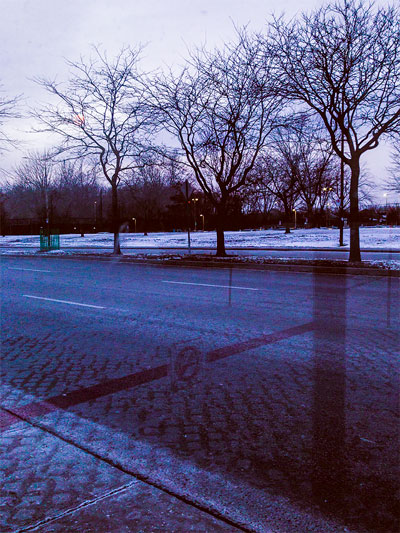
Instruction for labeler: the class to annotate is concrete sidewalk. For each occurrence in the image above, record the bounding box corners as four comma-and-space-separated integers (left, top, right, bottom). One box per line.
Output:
2, 393, 358, 533
1, 409, 239, 533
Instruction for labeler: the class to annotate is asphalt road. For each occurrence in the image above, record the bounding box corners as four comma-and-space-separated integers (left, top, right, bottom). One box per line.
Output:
1, 256, 399, 532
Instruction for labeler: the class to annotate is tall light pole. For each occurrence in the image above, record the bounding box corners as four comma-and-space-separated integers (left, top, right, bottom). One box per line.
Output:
322, 187, 332, 227
94, 201, 97, 231
192, 198, 199, 231
132, 217, 136, 233
339, 95, 345, 246
200, 214, 205, 231
326, 203, 331, 227
339, 133, 345, 246
292, 208, 297, 229
383, 194, 388, 224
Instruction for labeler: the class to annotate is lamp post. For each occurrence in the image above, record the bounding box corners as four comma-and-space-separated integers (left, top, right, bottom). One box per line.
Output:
94, 201, 97, 231
192, 198, 199, 231
131, 217, 136, 233
339, 133, 345, 246
383, 194, 388, 225
322, 187, 332, 227
292, 208, 297, 229
200, 214, 205, 231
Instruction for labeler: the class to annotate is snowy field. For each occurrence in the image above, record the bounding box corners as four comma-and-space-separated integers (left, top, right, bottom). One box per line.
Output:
1, 226, 399, 250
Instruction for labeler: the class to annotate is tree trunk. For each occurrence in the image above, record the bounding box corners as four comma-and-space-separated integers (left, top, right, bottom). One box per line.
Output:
215, 206, 226, 256
307, 205, 314, 228
111, 182, 121, 255
349, 159, 361, 262
284, 206, 291, 234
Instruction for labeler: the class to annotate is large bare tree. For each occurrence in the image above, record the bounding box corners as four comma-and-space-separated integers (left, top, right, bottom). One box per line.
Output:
266, 0, 400, 261
34, 47, 152, 254
147, 36, 283, 255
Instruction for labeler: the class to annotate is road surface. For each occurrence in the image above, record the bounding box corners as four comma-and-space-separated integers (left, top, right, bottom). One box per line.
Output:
1, 256, 399, 532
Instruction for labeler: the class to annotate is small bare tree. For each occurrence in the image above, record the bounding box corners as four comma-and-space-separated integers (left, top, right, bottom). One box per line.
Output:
54, 160, 100, 223
125, 162, 171, 235
385, 143, 400, 194
249, 150, 300, 233
14, 150, 56, 229
267, 0, 400, 261
286, 119, 337, 224
0, 84, 20, 154
147, 35, 283, 255
34, 46, 152, 254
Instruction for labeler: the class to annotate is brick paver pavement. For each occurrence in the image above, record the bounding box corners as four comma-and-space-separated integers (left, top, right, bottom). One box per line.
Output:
1, 259, 399, 532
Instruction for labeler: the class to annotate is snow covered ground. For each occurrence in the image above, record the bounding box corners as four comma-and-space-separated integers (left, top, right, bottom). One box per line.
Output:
1, 226, 399, 250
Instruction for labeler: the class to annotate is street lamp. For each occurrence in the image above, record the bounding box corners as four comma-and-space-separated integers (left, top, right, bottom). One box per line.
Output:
383, 194, 388, 225
131, 217, 136, 233
322, 188, 333, 227
326, 203, 331, 227
192, 198, 199, 231
292, 208, 297, 229
200, 214, 205, 231
94, 201, 97, 228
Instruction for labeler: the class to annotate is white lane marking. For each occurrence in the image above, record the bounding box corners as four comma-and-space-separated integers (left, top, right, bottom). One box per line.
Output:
162, 280, 259, 291
23, 295, 105, 309
8, 267, 51, 273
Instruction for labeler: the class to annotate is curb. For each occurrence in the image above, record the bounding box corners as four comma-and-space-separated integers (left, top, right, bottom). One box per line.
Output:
3, 251, 399, 277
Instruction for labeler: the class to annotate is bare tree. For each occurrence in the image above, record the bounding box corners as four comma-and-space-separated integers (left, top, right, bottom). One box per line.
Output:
267, 0, 400, 261
54, 160, 100, 223
385, 143, 400, 194
285, 119, 338, 224
250, 150, 300, 233
33, 46, 152, 254
147, 35, 283, 255
125, 162, 172, 234
0, 84, 20, 153
241, 179, 276, 223
13, 150, 56, 230
0, 189, 7, 235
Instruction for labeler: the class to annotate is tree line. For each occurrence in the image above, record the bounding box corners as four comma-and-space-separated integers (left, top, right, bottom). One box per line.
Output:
1, 0, 399, 261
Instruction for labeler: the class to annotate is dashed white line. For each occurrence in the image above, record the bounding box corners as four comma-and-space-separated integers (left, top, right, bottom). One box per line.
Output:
8, 267, 51, 273
162, 280, 259, 291
23, 295, 105, 309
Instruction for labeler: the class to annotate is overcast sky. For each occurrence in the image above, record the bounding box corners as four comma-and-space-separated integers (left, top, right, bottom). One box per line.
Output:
1, 0, 396, 201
